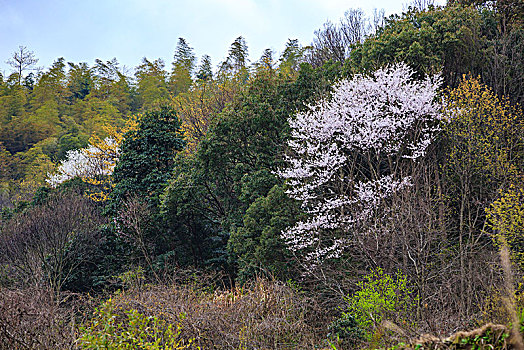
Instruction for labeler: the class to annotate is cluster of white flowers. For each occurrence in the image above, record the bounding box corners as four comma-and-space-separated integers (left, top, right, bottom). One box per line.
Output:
46, 138, 118, 187
279, 63, 442, 267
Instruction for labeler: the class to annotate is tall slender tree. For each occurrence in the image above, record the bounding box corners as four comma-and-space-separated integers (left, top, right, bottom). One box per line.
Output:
170, 38, 196, 96
6, 46, 39, 85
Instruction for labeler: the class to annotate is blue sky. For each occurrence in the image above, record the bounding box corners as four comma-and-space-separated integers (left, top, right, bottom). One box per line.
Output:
0, 0, 445, 76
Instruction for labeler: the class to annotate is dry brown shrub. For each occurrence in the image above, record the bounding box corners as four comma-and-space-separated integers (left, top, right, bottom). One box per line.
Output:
0, 192, 105, 293
0, 287, 79, 350
399, 323, 513, 350
107, 277, 321, 349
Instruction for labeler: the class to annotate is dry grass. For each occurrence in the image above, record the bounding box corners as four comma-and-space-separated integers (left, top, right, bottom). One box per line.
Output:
0, 275, 322, 349
106, 278, 321, 349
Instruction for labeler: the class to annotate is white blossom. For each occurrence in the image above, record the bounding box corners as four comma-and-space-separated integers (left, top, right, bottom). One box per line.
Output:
46, 138, 119, 187
278, 63, 442, 268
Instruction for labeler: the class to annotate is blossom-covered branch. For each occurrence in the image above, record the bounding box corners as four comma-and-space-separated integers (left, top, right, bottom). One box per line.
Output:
46, 138, 118, 188
278, 63, 443, 267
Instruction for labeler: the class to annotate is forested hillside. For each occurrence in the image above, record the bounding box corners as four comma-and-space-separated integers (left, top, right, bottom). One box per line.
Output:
1, 1, 523, 349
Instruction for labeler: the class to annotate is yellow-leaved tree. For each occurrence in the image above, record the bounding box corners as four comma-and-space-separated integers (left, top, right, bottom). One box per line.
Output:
47, 118, 138, 202
443, 76, 523, 316
83, 118, 138, 201
486, 184, 524, 266
172, 72, 245, 153
444, 77, 521, 185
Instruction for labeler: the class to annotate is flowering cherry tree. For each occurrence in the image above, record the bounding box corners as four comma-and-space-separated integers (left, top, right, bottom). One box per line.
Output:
47, 120, 137, 200
46, 137, 118, 188
278, 63, 442, 267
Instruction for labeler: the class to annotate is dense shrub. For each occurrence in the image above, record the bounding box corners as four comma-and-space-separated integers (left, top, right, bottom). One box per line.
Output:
327, 312, 366, 348
93, 278, 320, 349
0, 191, 105, 292
346, 268, 418, 343
79, 298, 194, 349
0, 287, 78, 349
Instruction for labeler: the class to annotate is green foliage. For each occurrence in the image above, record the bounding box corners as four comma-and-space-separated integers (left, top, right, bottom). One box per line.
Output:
0, 53, 134, 206
351, 6, 482, 79
79, 298, 195, 349
16, 145, 55, 187
70, 96, 124, 136
196, 62, 331, 228
346, 268, 418, 341
279, 39, 306, 74
67, 62, 94, 100
486, 184, 524, 267
160, 64, 332, 271
116, 266, 146, 290
443, 77, 523, 247
0, 5, 523, 339
229, 185, 301, 282
109, 106, 185, 211
351, 4, 524, 105
221, 36, 249, 74
101, 107, 185, 281
0, 143, 12, 179
30, 57, 67, 108
135, 58, 170, 111
55, 126, 89, 160
196, 74, 289, 229
93, 58, 135, 115
195, 55, 213, 82
160, 155, 221, 268
158, 59, 340, 274
327, 312, 365, 348
170, 38, 196, 96
89, 223, 133, 289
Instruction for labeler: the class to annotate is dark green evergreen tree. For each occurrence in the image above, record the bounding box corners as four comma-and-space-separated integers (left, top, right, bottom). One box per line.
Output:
98, 107, 185, 281
220, 36, 249, 74
160, 155, 220, 267
279, 39, 304, 72
161, 63, 333, 277
173, 38, 196, 73
109, 106, 185, 212
228, 185, 302, 282
67, 62, 94, 100
196, 55, 213, 81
